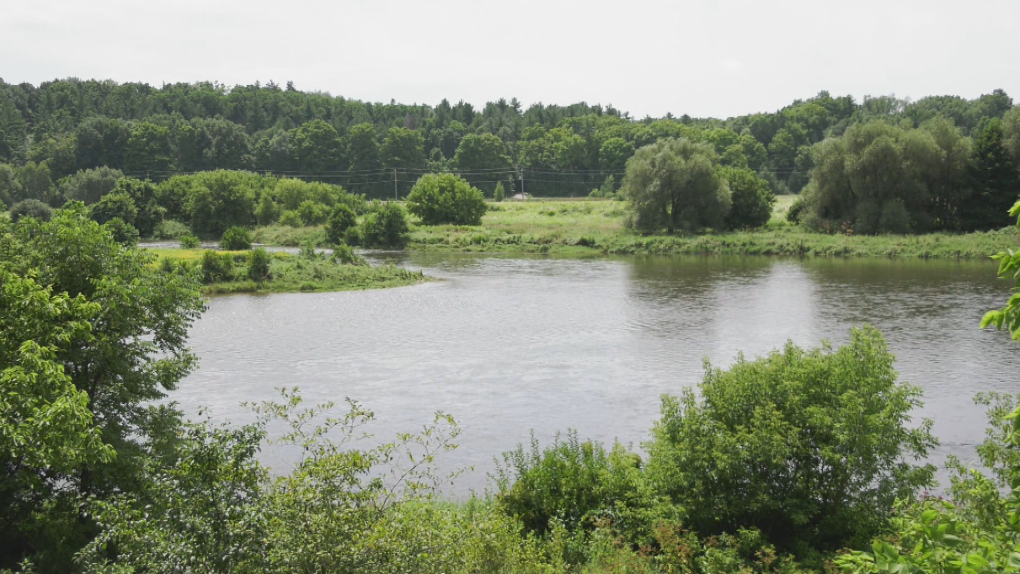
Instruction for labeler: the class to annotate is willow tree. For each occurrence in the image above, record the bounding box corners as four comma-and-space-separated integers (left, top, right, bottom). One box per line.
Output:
621, 138, 730, 234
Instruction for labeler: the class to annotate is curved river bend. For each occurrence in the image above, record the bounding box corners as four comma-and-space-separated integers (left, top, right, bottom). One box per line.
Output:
170, 253, 1020, 493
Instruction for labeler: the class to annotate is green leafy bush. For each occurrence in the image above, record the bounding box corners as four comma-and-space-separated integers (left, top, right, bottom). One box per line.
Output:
331, 241, 365, 266
219, 226, 253, 250
495, 431, 670, 546
787, 197, 805, 224
359, 202, 409, 248
493, 181, 506, 202
247, 247, 271, 281
279, 210, 303, 227
647, 326, 937, 554
406, 172, 487, 225
9, 199, 53, 222
200, 250, 233, 283
103, 217, 140, 245
326, 203, 357, 245
179, 234, 201, 249
152, 219, 191, 240
297, 199, 329, 225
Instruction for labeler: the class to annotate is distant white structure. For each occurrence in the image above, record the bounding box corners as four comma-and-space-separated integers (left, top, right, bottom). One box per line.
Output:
511, 193, 531, 200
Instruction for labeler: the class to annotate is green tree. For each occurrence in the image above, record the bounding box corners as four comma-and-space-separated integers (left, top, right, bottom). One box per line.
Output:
9, 199, 53, 222
125, 122, 175, 173
801, 121, 943, 234
382, 127, 426, 170
959, 119, 1020, 231
720, 167, 775, 229
347, 123, 384, 196
292, 119, 344, 174
90, 189, 138, 228
0, 271, 114, 571
0, 204, 204, 570
57, 166, 124, 205
493, 180, 506, 202
646, 327, 936, 554
0, 162, 21, 207
406, 172, 487, 225
1003, 106, 1020, 164
621, 138, 731, 233
454, 133, 513, 195
16, 161, 53, 203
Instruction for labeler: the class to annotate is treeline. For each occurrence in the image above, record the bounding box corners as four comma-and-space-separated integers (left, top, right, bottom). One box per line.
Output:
0, 78, 1016, 200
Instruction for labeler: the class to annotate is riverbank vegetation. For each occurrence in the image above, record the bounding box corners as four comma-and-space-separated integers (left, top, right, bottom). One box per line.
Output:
148, 246, 427, 294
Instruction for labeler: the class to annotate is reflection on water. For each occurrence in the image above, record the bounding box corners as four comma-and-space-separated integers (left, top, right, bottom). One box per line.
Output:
171, 253, 1018, 494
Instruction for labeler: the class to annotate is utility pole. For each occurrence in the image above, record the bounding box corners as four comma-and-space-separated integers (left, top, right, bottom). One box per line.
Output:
394, 168, 398, 200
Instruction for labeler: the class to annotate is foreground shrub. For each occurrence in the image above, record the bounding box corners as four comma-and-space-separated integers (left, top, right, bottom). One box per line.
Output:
326, 203, 357, 245
406, 172, 487, 225
495, 431, 671, 547
10, 198, 53, 222
219, 226, 253, 250
647, 326, 937, 554
359, 202, 409, 248
79, 390, 552, 574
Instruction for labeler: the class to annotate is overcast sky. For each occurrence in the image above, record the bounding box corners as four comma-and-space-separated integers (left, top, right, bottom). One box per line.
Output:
2, 0, 1018, 119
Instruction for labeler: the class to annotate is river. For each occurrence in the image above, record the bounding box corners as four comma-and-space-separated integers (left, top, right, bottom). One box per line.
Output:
169, 252, 1020, 494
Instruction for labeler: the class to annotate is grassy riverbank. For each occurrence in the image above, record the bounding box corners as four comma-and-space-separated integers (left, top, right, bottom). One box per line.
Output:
250, 198, 1017, 259
148, 248, 429, 294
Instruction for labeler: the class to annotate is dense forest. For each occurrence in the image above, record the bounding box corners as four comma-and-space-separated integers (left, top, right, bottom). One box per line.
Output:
0, 78, 1016, 209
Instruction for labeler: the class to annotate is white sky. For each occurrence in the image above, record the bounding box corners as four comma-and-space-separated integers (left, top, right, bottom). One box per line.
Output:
1, 0, 1018, 119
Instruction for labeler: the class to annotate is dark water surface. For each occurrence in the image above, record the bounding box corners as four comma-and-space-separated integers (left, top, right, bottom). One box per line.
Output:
171, 253, 1020, 493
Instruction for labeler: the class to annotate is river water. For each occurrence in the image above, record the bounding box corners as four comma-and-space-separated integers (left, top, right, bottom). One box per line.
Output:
170, 252, 1020, 494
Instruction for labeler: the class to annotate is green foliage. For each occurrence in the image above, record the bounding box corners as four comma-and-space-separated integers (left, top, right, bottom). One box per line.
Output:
179, 233, 200, 249
980, 201, 1020, 339
331, 241, 366, 266
200, 250, 234, 283
622, 138, 731, 233
89, 188, 137, 227
787, 197, 806, 224
0, 271, 114, 570
647, 327, 937, 554
247, 247, 272, 281
494, 181, 506, 202
151, 219, 191, 240
78, 389, 550, 574
495, 431, 671, 546
720, 167, 775, 229
802, 120, 973, 234
959, 118, 1020, 231
837, 394, 1020, 574
407, 172, 488, 225
103, 217, 140, 245
297, 199, 329, 225
454, 133, 513, 195
359, 202, 409, 248
219, 225, 253, 250
326, 203, 357, 245
9, 199, 53, 222
56, 166, 124, 205
0, 203, 204, 571
279, 209, 303, 227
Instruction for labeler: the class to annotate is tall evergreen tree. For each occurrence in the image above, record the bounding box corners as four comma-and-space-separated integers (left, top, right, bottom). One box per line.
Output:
959, 119, 1020, 231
